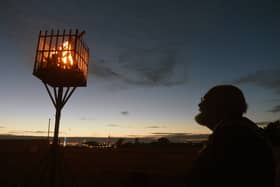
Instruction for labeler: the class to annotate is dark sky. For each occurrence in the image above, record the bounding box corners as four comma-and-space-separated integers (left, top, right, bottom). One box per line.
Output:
0, 0, 279, 137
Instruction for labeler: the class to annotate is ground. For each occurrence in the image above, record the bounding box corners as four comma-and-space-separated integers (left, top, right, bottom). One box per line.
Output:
0, 140, 278, 187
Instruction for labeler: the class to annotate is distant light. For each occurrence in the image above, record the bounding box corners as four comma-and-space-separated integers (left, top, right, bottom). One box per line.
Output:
63, 136, 67, 147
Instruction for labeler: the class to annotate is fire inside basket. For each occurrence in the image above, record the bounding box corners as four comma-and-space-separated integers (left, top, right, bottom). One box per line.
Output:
33, 29, 89, 87
49, 40, 74, 69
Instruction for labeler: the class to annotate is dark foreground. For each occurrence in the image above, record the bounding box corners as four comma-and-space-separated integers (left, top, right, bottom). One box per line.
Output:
0, 140, 279, 187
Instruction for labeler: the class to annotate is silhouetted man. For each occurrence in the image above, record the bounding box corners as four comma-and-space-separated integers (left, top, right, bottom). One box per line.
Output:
188, 85, 275, 187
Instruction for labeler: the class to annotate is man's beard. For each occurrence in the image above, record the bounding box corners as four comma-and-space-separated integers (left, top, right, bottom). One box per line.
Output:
195, 112, 216, 131
195, 112, 208, 126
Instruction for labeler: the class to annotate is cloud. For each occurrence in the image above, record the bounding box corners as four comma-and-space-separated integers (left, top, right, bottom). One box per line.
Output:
151, 132, 189, 136
107, 124, 120, 127
233, 69, 280, 113
121, 111, 129, 115
8, 130, 66, 135
90, 61, 123, 80
146, 126, 161, 129
9, 130, 52, 134
80, 117, 95, 121
90, 46, 189, 87
234, 69, 280, 92
268, 105, 280, 113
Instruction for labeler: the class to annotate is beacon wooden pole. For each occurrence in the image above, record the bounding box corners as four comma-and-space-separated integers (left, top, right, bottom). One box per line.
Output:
43, 84, 76, 187
33, 29, 88, 187
53, 87, 63, 147
48, 118, 51, 141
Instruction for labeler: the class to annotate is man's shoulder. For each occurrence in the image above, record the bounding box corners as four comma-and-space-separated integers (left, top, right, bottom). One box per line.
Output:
214, 117, 263, 137
210, 117, 270, 150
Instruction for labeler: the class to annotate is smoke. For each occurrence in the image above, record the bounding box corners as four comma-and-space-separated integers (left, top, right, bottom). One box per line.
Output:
90, 46, 189, 87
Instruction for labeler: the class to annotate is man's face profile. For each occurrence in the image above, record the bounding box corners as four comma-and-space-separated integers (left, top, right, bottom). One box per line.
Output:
195, 96, 219, 131
195, 85, 247, 131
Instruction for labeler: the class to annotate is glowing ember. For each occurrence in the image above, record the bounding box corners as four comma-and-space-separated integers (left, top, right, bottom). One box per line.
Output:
49, 40, 74, 69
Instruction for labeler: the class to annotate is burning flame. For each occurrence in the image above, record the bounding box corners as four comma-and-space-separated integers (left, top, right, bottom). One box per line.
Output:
62, 41, 73, 66
50, 40, 74, 69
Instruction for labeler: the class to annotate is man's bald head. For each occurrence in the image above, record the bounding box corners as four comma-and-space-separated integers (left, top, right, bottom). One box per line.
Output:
195, 85, 247, 130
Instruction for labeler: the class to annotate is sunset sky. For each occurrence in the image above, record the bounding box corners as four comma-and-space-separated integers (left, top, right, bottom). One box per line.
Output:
0, 0, 279, 137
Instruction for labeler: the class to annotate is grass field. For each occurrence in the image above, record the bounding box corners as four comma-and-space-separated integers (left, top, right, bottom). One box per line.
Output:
0, 140, 278, 187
